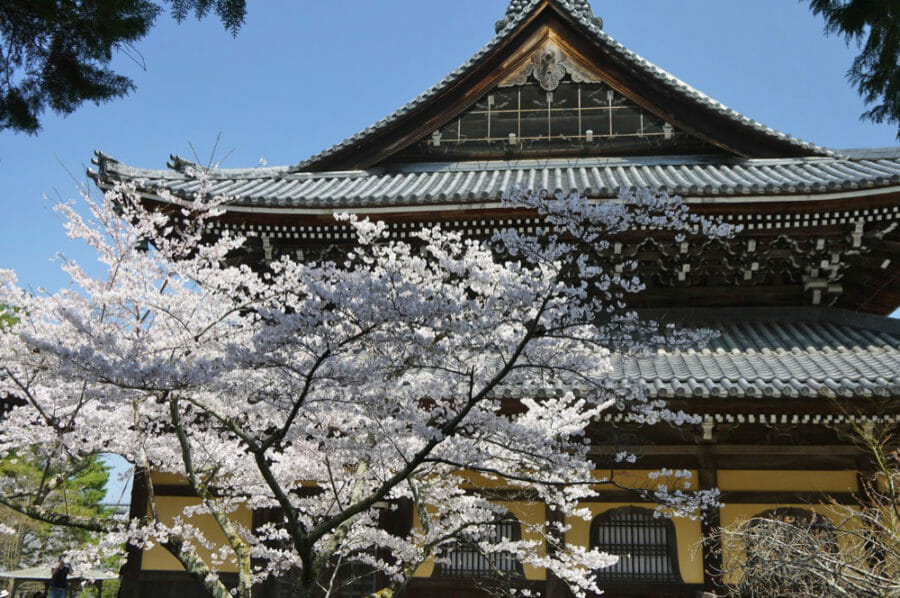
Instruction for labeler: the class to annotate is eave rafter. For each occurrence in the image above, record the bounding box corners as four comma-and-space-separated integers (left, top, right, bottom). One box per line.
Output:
126, 193, 896, 314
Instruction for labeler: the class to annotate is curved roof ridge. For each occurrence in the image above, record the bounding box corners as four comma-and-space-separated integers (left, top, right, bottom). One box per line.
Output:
292, 1, 835, 172
585, 22, 837, 158
496, 0, 602, 32
291, 4, 542, 172
91, 151, 299, 181
91, 150, 900, 208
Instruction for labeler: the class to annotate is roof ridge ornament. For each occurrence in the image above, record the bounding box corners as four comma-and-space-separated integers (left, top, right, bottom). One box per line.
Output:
496, 0, 603, 33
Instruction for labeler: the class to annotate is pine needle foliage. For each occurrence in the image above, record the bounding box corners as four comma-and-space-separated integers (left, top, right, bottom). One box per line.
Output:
0, 0, 247, 134
807, 0, 900, 138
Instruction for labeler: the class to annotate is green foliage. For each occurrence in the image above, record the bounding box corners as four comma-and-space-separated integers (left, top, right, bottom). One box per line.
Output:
0, 0, 247, 134
72, 580, 122, 598
807, 0, 900, 138
0, 305, 17, 329
0, 453, 112, 569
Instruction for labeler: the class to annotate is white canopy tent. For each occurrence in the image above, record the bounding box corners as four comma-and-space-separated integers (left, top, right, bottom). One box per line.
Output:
0, 567, 117, 598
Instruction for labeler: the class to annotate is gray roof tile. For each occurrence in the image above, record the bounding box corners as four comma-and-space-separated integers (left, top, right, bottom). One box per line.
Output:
92, 152, 900, 209
489, 310, 900, 401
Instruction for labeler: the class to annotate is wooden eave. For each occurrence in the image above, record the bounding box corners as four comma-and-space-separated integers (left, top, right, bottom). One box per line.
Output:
123, 183, 900, 315
179, 190, 900, 227
301, 1, 824, 173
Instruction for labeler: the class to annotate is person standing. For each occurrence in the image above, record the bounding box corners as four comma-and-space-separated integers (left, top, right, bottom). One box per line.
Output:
49, 557, 70, 598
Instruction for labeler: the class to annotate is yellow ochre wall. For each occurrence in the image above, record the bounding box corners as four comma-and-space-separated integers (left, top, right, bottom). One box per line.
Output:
142, 485, 252, 573
150, 472, 189, 486
718, 470, 858, 493
592, 470, 698, 493
143, 469, 862, 578
718, 502, 860, 585
717, 470, 860, 585
508, 500, 548, 581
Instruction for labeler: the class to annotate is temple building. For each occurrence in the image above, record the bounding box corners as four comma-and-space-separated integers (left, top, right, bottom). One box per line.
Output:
93, 1, 900, 596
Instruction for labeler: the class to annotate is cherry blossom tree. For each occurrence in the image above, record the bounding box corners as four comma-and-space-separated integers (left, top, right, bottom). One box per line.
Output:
0, 180, 729, 598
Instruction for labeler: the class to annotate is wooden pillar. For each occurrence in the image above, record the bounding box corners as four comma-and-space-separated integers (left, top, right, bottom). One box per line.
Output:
543, 503, 569, 598
250, 508, 273, 598
120, 467, 149, 598
379, 498, 413, 592
698, 448, 723, 597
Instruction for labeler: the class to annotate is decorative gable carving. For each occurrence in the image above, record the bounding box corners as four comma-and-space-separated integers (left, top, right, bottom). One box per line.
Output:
501, 43, 601, 91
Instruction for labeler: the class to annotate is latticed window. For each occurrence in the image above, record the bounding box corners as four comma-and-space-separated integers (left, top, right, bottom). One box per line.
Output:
591, 507, 680, 583
436, 519, 523, 578
397, 76, 714, 161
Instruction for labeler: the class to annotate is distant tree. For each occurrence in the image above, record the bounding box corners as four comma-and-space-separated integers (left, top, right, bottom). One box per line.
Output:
807, 0, 900, 138
0, 0, 247, 134
2, 306, 114, 570
0, 454, 111, 570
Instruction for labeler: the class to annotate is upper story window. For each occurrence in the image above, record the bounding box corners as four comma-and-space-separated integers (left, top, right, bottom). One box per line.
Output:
400, 80, 694, 162
591, 506, 681, 583
436, 519, 524, 578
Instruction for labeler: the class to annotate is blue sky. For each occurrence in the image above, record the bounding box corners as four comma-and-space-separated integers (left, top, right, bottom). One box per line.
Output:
1, 1, 897, 293
1, 1, 898, 502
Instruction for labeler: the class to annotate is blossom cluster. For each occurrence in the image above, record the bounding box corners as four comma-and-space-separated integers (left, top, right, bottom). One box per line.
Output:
0, 181, 731, 598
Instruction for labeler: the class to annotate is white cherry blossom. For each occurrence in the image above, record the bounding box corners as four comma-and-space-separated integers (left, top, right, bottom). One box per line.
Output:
0, 182, 732, 598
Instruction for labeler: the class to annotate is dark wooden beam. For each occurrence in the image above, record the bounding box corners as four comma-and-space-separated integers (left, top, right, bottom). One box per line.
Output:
122, 468, 149, 598
544, 502, 568, 598
697, 452, 723, 595
579, 490, 857, 505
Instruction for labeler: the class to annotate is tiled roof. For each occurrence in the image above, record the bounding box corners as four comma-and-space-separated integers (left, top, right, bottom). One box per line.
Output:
496, 309, 900, 401
295, 0, 833, 171
93, 151, 900, 209
496, 0, 601, 32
